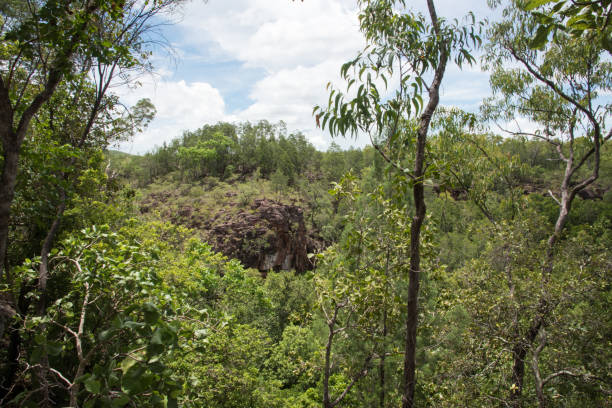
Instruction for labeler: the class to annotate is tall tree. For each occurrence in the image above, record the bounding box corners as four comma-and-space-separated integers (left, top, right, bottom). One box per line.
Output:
315, 1, 480, 405
315, 173, 409, 408
0, 0, 180, 402
0, 0, 181, 280
483, 1, 611, 404
0, 0, 100, 280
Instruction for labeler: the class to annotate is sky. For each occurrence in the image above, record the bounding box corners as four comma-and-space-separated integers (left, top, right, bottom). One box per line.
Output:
116, 0, 497, 154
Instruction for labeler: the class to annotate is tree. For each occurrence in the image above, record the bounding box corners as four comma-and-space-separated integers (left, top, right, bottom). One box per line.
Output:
315, 175, 398, 408
314, 1, 481, 405
0, 0, 182, 280
0, 0, 99, 280
484, 1, 611, 403
4, 225, 182, 407
270, 168, 289, 198
1, 1, 182, 403
521, 0, 612, 53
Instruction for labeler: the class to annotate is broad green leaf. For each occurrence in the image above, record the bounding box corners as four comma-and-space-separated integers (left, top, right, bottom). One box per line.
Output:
529, 25, 552, 49
142, 303, 160, 324
524, 0, 556, 11
111, 394, 131, 407
84, 377, 101, 394
120, 357, 137, 375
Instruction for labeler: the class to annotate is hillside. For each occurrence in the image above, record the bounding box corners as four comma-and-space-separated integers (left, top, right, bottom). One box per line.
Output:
1, 1, 610, 407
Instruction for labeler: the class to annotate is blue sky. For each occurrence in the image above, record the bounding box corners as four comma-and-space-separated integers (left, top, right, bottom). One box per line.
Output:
116, 0, 499, 154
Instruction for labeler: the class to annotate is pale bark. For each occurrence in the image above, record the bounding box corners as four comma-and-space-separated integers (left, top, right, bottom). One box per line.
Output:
505, 68, 610, 408
322, 300, 372, 408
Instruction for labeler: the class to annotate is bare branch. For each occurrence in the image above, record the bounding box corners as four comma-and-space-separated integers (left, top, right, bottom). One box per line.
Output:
49, 368, 73, 388
548, 190, 561, 205
330, 354, 373, 408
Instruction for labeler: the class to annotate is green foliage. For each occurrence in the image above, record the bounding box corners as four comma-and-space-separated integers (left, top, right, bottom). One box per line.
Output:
270, 168, 289, 197
263, 272, 316, 340
128, 121, 325, 186
313, 171, 423, 406
1, 2, 611, 408
265, 325, 319, 389
14, 225, 182, 407
314, 1, 482, 140
521, 0, 612, 53
426, 212, 612, 406
175, 323, 276, 408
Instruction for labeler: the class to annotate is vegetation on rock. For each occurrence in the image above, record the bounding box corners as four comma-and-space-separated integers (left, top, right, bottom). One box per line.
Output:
0, 0, 609, 407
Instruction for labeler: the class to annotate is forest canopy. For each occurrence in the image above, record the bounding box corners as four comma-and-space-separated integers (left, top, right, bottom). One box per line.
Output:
0, 1, 610, 407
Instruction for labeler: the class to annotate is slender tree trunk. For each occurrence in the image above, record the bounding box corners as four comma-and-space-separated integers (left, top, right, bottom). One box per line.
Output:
509, 234, 556, 406
509, 317, 542, 406
401, 2, 447, 407
35, 191, 67, 406
37, 190, 67, 315
508, 146, 592, 405
379, 308, 387, 408
0, 81, 13, 282
323, 308, 337, 408
401, 179, 425, 408
531, 329, 547, 408
0, 135, 21, 281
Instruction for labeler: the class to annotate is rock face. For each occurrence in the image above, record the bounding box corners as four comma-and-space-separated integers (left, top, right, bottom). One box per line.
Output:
433, 182, 610, 201
138, 186, 324, 272
206, 199, 322, 273
576, 186, 609, 200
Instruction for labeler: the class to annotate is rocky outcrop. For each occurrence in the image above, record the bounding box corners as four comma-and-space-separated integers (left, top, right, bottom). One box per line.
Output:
206, 199, 323, 273
138, 187, 324, 272
432, 183, 469, 201
576, 186, 609, 200
432, 181, 610, 201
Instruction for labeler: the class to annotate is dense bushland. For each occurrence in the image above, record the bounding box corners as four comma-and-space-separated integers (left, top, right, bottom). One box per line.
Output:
0, 0, 610, 407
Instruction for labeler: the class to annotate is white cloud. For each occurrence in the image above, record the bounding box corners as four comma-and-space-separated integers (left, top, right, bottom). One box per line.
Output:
180, 0, 363, 70
117, 0, 498, 153
233, 61, 345, 147
163, 0, 368, 149
117, 77, 232, 153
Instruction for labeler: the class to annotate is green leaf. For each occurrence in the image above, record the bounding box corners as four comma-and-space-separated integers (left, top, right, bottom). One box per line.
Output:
194, 329, 208, 338
123, 321, 145, 330
524, 0, 556, 11
122, 368, 149, 395
529, 25, 552, 49
120, 357, 137, 375
142, 303, 160, 324
551, 1, 566, 13
84, 377, 101, 394
99, 328, 115, 341
111, 394, 131, 407
150, 327, 164, 345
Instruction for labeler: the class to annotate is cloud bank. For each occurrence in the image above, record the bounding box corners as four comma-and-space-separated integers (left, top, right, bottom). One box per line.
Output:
117, 0, 494, 154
